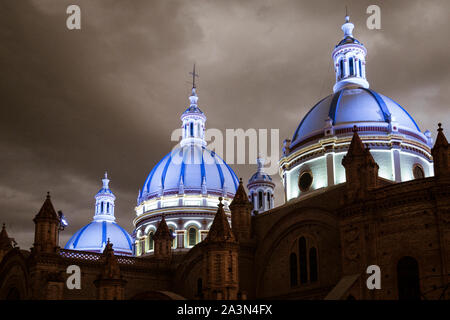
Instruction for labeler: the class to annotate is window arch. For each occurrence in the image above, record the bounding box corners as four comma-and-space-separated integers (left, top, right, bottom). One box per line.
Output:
148, 231, 154, 251
349, 57, 355, 76
339, 59, 344, 79
309, 247, 318, 282
298, 237, 308, 284
190, 123, 194, 137
188, 226, 198, 246
397, 256, 421, 300
267, 192, 271, 209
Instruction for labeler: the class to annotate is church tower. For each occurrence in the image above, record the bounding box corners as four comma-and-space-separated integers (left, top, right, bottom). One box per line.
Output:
229, 178, 253, 241
94, 172, 116, 222
201, 197, 239, 300
247, 157, 275, 214
33, 193, 61, 253
153, 215, 173, 259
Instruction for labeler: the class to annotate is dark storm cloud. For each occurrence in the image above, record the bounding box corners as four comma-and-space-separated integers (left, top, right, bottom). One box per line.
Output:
0, 0, 449, 248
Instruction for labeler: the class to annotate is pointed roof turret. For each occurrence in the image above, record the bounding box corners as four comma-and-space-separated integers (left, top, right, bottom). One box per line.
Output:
230, 178, 252, 207
34, 192, 59, 221
204, 197, 236, 243
0, 223, 14, 250
434, 123, 448, 148
153, 215, 172, 240
346, 126, 367, 157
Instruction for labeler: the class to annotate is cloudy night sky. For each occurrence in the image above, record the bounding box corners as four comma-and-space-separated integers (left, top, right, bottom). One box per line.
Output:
0, 0, 449, 249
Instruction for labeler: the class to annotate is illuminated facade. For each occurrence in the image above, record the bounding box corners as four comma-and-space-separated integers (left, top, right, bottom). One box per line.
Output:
64, 173, 133, 255
133, 87, 239, 256
279, 16, 434, 201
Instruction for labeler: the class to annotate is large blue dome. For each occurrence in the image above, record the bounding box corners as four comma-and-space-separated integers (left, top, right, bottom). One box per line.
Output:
65, 220, 133, 255
138, 144, 239, 204
291, 87, 422, 147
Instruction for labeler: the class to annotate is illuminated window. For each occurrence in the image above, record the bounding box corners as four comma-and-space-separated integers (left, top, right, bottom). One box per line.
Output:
299, 171, 313, 192
413, 165, 425, 179
188, 227, 197, 246
349, 57, 354, 76
149, 231, 154, 250
258, 191, 263, 209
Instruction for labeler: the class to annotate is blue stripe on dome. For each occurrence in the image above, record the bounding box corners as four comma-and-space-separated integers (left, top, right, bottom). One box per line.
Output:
363, 88, 392, 123
390, 99, 421, 131
102, 221, 107, 246
328, 90, 343, 124
143, 153, 171, 194
224, 162, 238, 191
208, 149, 224, 188
200, 148, 206, 181
179, 148, 186, 184
161, 152, 173, 189
72, 223, 91, 248
292, 94, 332, 142
116, 223, 133, 249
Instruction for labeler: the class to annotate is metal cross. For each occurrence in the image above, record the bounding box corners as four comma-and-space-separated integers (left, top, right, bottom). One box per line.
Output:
189, 63, 199, 88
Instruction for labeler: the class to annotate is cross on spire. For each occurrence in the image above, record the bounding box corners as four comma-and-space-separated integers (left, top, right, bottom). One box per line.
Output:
189, 63, 199, 89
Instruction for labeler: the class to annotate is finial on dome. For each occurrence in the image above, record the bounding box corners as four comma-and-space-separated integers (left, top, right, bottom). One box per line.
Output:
342, 14, 354, 37
102, 172, 110, 189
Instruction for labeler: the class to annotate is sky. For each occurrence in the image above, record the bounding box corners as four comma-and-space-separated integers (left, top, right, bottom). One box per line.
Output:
0, 0, 449, 249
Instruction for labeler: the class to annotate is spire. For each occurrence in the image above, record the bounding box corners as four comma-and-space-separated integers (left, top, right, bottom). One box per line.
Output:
230, 178, 252, 206
180, 66, 207, 147
0, 223, 14, 250
94, 173, 116, 221
34, 192, 59, 221
346, 126, 367, 156
332, 14, 369, 92
204, 197, 236, 243
431, 123, 449, 178
257, 157, 265, 173
153, 215, 172, 240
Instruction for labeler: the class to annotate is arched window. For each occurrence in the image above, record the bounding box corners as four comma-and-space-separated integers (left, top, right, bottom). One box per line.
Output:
149, 231, 154, 251
267, 192, 271, 209
258, 191, 263, 209
190, 123, 194, 137
289, 253, 298, 287
101, 202, 104, 213
359, 60, 362, 77
309, 247, 318, 282
188, 227, 197, 246
397, 256, 421, 300
413, 165, 425, 179
299, 237, 308, 284
349, 57, 355, 76
339, 59, 344, 79
107, 202, 110, 213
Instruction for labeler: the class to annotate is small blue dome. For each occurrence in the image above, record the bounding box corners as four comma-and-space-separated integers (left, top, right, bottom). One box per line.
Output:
248, 171, 272, 184
291, 87, 422, 146
139, 144, 239, 204
65, 220, 133, 255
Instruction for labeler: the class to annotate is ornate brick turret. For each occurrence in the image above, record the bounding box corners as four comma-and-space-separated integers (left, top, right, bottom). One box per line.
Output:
32, 193, 60, 253
229, 178, 253, 241
431, 123, 449, 178
342, 127, 379, 201
94, 241, 127, 300
0, 224, 15, 262
153, 215, 173, 259
201, 197, 239, 300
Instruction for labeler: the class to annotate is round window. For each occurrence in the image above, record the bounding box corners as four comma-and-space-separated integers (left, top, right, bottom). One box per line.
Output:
413, 165, 425, 179
299, 171, 313, 192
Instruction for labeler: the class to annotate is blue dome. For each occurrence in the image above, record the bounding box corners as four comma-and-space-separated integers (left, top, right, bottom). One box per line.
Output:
65, 220, 133, 255
248, 171, 272, 184
139, 144, 239, 204
291, 87, 422, 146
